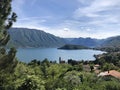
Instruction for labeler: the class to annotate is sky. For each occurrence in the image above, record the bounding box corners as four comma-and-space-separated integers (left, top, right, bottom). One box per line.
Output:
12, 0, 120, 39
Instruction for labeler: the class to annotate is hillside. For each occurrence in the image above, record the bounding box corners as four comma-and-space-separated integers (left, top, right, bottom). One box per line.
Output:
101, 36, 120, 47
7, 28, 66, 48
70, 37, 103, 48
6, 28, 120, 48
68, 36, 120, 48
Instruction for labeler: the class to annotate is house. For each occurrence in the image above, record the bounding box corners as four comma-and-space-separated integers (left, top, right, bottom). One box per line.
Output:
98, 70, 120, 79
94, 64, 100, 70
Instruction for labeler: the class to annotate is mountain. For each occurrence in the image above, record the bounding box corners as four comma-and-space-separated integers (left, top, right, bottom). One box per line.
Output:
6, 28, 120, 48
7, 28, 66, 48
58, 44, 89, 50
69, 37, 103, 48
101, 36, 120, 47
64, 38, 75, 42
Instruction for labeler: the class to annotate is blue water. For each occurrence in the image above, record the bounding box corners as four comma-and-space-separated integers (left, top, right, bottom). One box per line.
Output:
16, 48, 104, 62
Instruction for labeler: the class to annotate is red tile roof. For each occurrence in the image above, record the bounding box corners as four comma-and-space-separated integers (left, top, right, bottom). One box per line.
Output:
98, 70, 120, 79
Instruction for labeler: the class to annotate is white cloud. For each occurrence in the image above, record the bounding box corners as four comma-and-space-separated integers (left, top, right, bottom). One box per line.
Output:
46, 28, 82, 38
13, 18, 48, 31
75, 0, 120, 18
73, 0, 120, 34
47, 27, 117, 39
17, 17, 47, 23
12, 0, 120, 39
63, 28, 70, 32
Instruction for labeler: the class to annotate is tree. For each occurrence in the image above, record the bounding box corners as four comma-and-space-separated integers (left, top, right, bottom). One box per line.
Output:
103, 63, 112, 73
0, 0, 17, 46
0, 1, 17, 89
90, 64, 94, 72
0, 0, 17, 70
79, 74, 84, 84
18, 75, 45, 90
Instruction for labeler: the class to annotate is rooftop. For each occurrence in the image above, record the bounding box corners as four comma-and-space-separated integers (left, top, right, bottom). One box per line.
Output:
98, 70, 120, 79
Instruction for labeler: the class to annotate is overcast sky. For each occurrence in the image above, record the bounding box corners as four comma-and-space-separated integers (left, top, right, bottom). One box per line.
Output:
12, 0, 120, 39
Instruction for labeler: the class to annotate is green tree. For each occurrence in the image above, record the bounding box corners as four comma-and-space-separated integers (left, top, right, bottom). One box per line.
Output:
0, 0, 17, 46
0, 0, 17, 70
90, 64, 94, 72
103, 63, 112, 73
0, 0, 17, 89
79, 74, 84, 84
18, 75, 45, 90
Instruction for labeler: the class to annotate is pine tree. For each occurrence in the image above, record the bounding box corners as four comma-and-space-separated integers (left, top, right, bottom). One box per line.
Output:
0, 0, 17, 71
0, 0, 17, 46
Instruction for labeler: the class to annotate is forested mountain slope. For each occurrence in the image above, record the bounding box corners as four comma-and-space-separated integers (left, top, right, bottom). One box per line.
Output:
7, 28, 66, 48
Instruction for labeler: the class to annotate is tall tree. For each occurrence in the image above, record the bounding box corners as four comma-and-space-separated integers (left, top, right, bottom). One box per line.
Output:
0, 0, 17, 71
0, 0, 17, 46
0, 0, 17, 89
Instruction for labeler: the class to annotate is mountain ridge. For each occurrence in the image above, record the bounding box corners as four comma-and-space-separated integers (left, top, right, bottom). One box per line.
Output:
7, 28, 120, 48
7, 28, 67, 48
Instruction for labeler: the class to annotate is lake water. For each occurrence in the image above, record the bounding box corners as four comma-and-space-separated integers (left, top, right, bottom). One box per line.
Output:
16, 48, 104, 63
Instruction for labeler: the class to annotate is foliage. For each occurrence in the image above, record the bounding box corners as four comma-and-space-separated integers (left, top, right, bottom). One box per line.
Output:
94, 52, 120, 68
90, 64, 94, 72
0, 58, 120, 90
58, 44, 89, 50
18, 75, 45, 90
0, 0, 18, 89
0, 0, 17, 46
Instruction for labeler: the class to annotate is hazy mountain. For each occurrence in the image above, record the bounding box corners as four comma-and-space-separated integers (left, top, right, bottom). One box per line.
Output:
64, 38, 75, 42
7, 28, 66, 48
69, 37, 103, 48
6, 28, 120, 48
101, 36, 120, 47
69, 36, 120, 48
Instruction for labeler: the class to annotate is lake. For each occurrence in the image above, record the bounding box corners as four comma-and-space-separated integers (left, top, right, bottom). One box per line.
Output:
16, 48, 104, 63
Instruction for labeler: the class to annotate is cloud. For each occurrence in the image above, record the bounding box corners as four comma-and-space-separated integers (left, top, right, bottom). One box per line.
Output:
74, 0, 120, 23
12, 0, 120, 39
46, 27, 117, 39
75, 0, 120, 18
13, 17, 48, 31
63, 28, 70, 32
17, 17, 47, 23
74, 0, 120, 25
73, 0, 120, 33
46, 28, 81, 38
